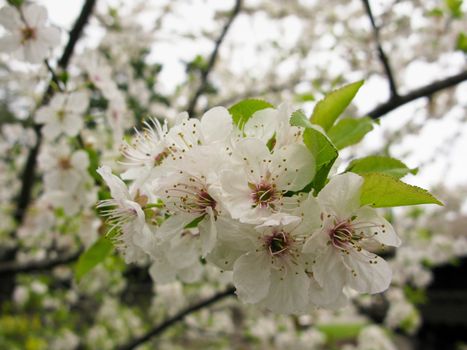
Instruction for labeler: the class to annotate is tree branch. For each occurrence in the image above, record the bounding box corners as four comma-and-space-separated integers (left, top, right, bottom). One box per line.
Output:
186, 0, 242, 116
362, 0, 398, 97
0, 250, 82, 276
14, 0, 97, 225
116, 285, 236, 350
366, 70, 467, 119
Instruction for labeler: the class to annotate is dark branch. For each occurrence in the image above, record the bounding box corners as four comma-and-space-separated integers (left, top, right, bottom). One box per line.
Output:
14, 0, 97, 225
0, 250, 82, 276
366, 70, 467, 119
116, 286, 236, 350
186, 0, 242, 116
362, 0, 398, 97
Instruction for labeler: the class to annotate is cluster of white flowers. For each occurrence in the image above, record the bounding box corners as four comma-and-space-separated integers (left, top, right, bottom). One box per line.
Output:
98, 104, 401, 314
0, 3, 60, 63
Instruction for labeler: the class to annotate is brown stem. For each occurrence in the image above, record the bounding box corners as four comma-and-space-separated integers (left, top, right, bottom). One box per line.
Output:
186, 0, 242, 117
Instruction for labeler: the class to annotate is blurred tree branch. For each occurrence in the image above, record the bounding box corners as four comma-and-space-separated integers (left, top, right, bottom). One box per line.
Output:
0, 249, 82, 276
365, 70, 467, 119
116, 285, 236, 350
362, 0, 398, 97
14, 0, 97, 225
186, 0, 243, 116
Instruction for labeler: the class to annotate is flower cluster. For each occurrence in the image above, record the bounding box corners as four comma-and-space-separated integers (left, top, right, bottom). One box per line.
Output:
98, 104, 401, 314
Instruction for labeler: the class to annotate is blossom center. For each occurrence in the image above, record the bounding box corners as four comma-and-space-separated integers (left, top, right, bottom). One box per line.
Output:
250, 181, 278, 208
21, 26, 36, 43
265, 231, 290, 256
58, 157, 72, 170
329, 221, 361, 250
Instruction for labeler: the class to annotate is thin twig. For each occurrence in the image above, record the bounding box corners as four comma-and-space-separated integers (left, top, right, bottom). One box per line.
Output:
186, 0, 242, 117
14, 0, 97, 225
0, 250, 82, 276
365, 70, 467, 119
116, 286, 236, 350
362, 0, 398, 97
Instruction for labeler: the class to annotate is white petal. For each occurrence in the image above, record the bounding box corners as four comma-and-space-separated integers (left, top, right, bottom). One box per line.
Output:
198, 208, 217, 257
0, 34, 21, 53
206, 239, 244, 270
70, 150, 89, 171
354, 207, 401, 247
261, 261, 310, 314
343, 251, 392, 294
311, 245, 346, 298
35, 106, 54, 123
200, 106, 232, 143
36, 26, 60, 48
318, 172, 363, 219
23, 4, 48, 27
149, 259, 176, 284
66, 91, 89, 114
96, 166, 131, 201
219, 169, 253, 220
167, 233, 199, 269
23, 40, 47, 63
0, 6, 21, 31
233, 251, 271, 304
41, 122, 62, 140
270, 144, 315, 191
231, 138, 270, 183
63, 114, 83, 137
244, 108, 278, 143
157, 214, 194, 240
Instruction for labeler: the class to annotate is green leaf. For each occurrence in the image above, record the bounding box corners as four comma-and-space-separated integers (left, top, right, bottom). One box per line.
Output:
184, 215, 205, 229
360, 173, 443, 208
456, 32, 467, 52
347, 156, 417, 179
311, 80, 364, 131
445, 0, 463, 17
294, 92, 315, 102
75, 236, 113, 282
228, 99, 273, 129
328, 117, 374, 149
290, 109, 338, 193
303, 127, 338, 193
317, 323, 367, 343
290, 109, 314, 128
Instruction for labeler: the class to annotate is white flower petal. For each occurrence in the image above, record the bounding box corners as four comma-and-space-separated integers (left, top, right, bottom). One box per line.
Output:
270, 144, 315, 191
318, 172, 363, 219
233, 251, 271, 304
261, 262, 310, 314
96, 166, 131, 201
354, 207, 401, 247
23, 4, 48, 27
343, 251, 392, 294
244, 108, 278, 143
200, 106, 232, 143
0, 6, 21, 31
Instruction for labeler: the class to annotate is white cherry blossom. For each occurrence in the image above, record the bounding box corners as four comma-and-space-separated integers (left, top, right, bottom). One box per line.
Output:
35, 91, 89, 140
0, 4, 60, 63
303, 173, 401, 306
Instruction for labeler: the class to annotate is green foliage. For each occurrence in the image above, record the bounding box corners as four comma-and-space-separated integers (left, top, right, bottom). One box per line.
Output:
404, 285, 427, 305
360, 173, 443, 207
75, 236, 114, 282
228, 99, 273, 129
317, 323, 367, 343
346, 156, 418, 179
7, 0, 24, 7
310, 80, 364, 131
294, 92, 315, 102
291, 109, 338, 193
328, 117, 374, 149
456, 32, 467, 52
445, 0, 463, 17
184, 215, 205, 229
